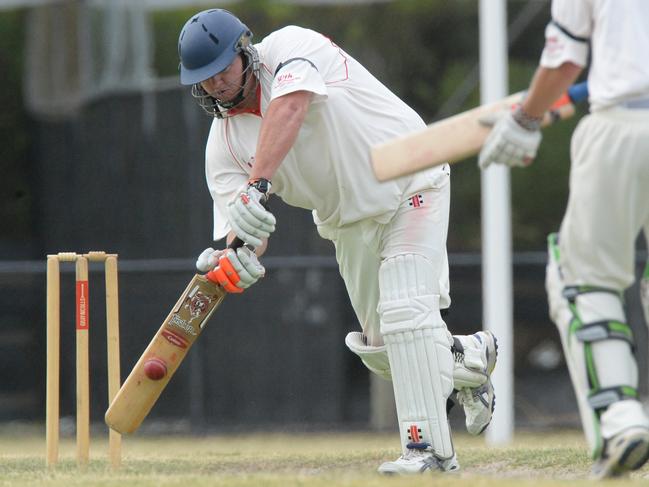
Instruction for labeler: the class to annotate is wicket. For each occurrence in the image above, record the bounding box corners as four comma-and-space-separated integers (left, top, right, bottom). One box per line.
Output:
46, 251, 121, 468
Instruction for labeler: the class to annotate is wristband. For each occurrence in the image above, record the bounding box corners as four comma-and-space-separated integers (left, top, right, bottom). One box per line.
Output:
512, 105, 542, 131
248, 177, 272, 195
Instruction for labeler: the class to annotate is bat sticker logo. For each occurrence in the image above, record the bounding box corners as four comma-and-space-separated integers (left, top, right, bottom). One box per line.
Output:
184, 291, 215, 323
169, 314, 197, 335
161, 330, 189, 349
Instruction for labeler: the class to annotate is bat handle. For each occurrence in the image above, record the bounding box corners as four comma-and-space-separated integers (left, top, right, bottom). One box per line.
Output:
225, 196, 270, 252
227, 237, 246, 250
205, 237, 246, 285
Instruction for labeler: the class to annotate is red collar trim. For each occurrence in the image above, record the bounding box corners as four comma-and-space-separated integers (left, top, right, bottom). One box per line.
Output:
229, 84, 262, 117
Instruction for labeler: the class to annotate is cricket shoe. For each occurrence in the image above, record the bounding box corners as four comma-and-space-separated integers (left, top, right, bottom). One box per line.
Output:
454, 331, 498, 435
591, 426, 649, 479
378, 445, 459, 475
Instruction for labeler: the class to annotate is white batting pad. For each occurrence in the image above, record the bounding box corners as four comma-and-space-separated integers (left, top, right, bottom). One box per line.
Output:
578, 292, 638, 390
379, 253, 454, 459
451, 334, 490, 389
601, 400, 649, 441
346, 330, 488, 388
345, 332, 391, 380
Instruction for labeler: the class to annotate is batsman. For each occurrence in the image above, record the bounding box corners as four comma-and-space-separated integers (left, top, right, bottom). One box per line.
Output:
180, 9, 497, 474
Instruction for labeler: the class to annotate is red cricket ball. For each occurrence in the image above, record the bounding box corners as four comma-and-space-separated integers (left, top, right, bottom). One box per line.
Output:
143, 358, 167, 381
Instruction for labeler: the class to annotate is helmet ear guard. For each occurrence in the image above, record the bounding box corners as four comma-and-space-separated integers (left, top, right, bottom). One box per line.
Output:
237, 32, 260, 80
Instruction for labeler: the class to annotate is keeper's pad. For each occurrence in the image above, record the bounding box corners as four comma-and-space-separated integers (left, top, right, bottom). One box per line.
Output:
378, 253, 455, 460
345, 331, 488, 388
546, 233, 645, 458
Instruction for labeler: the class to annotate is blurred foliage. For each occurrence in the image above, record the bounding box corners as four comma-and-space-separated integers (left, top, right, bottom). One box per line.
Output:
3, 0, 580, 253
0, 9, 31, 244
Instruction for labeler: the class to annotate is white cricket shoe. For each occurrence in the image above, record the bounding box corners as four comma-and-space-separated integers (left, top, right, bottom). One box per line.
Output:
378, 448, 459, 475
591, 426, 649, 479
455, 331, 498, 435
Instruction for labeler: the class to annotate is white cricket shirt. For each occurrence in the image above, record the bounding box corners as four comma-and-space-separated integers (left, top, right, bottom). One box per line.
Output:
205, 26, 448, 240
540, 0, 649, 111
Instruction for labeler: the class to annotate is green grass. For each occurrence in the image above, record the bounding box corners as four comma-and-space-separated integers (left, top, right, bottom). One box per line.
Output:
1, 429, 648, 486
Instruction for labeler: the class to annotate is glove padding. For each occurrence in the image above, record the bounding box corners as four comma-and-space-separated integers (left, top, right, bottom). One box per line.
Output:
205, 247, 265, 293
196, 247, 221, 273
478, 109, 542, 169
226, 185, 276, 248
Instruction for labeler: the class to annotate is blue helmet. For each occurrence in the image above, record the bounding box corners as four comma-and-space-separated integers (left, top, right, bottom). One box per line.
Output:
178, 9, 253, 85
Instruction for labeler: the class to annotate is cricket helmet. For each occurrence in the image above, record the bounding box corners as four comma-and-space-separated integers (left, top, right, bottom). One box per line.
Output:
178, 9, 255, 85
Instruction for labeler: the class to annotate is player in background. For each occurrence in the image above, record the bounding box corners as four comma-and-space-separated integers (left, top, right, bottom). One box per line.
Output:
180, 9, 497, 474
479, 0, 649, 479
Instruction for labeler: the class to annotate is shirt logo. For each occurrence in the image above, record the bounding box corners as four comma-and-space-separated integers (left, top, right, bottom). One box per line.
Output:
544, 36, 564, 56
277, 73, 294, 82
274, 72, 302, 89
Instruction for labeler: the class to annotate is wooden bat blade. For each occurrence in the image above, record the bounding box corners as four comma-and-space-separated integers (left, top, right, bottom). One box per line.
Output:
371, 82, 588, 181
105, 274, 225, 434
372, 92, 521, 181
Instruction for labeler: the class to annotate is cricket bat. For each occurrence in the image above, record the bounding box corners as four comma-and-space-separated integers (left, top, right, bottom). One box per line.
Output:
105, 237, 250, 434
371, 81, 589, 181
105, 273, 226, 434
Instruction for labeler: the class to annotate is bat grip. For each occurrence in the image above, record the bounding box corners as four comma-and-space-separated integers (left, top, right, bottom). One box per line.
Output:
227, 237, 246, 250
226, 196, 270, 252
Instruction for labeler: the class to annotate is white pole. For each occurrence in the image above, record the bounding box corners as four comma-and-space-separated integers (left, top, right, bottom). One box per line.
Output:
479, 0, 514, 445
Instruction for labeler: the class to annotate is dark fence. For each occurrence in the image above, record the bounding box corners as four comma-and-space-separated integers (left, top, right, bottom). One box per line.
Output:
2, 254, 647, 433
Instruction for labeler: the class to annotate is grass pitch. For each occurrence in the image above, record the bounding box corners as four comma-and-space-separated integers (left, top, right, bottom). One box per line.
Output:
1, 429, 649, 486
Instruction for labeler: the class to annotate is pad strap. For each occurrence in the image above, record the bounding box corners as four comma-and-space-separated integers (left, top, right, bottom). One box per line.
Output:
573, 320, 634, 348
588, 386, 639, 411
563, 285, 622, 301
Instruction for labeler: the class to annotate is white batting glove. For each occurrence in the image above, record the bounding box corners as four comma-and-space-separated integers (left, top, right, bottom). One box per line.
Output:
196, 247, 223, 272
205, 247, 265, 293
478, 109, 542, 169
226, 181, 276, 248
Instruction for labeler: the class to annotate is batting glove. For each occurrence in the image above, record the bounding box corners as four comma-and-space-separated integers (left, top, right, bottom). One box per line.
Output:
196, 247, 222, 273
226, 178, 276, 248
478, 108, 542, 169
206, 247, 265, 293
